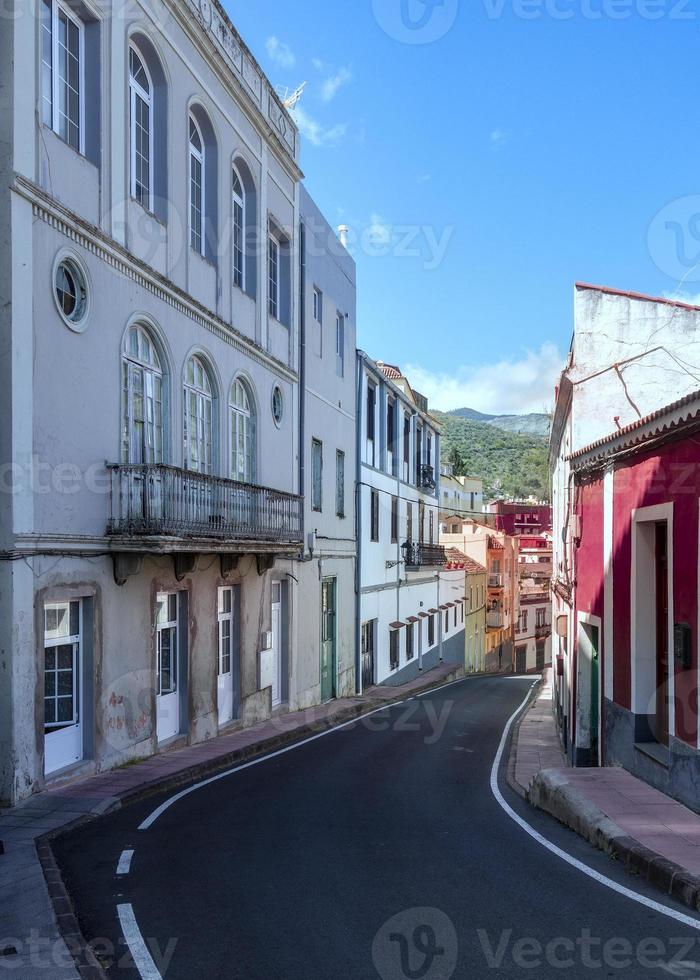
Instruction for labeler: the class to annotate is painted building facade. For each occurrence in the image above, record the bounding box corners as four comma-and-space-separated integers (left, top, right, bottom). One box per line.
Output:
296, 187, 357, 706
0, 0, 351, 804
514, 534, 553, 673
357, 358, 465, 688
487, 502, 552, 537
550, 284, 700, 807
445, 549, 487, 674
439, 466, 484, 523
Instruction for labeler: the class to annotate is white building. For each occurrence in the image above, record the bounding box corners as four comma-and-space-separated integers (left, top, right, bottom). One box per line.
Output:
357, 358, 466, 687
296, 188, 357, 706
439, 466, 484, 526
0, 0, 350, 804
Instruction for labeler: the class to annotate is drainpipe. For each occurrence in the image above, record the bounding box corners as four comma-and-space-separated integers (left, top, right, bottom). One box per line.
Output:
354, 353, 363, 694
298, 220, 306, 555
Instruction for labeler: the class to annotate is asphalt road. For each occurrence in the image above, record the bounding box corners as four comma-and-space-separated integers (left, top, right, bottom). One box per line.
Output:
54, 674, 700, 979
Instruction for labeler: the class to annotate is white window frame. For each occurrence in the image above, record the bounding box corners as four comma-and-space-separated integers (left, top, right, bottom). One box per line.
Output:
232, 167, 245, 290
43, 0, 86, 154
218, 587, 233, 678
184, 355, 213, 474
230, 379, 256, 484
156, 593, 178, 697
313, 287, 322, 323
336, 449, 345, 518
312, 438, 323, 513
129, 44, 154, 212
268, 234, 280, 319
336, 313, 344, 378
189, 114, 205, 256
44, 600, 82, 732
122, 324, 164, 464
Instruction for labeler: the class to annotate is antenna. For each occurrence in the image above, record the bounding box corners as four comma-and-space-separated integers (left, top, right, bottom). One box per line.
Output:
276, 82, 307, 110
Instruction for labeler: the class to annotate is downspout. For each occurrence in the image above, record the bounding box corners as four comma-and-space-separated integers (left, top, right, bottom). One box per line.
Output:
298, 219, 306, 554
355, 353, 363, 694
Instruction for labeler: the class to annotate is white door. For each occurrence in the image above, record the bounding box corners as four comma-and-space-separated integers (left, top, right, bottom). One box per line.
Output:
217, 587, 234, 727
271, 582, 282, 707
156, 593, 180, 742
44, 601, 83, 775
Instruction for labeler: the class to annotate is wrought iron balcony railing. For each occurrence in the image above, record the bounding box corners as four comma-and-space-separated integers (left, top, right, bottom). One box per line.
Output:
419, 464, 436, 491
107, 464, 303, 545
404, 542, 447, 569
536, 623, 552, 638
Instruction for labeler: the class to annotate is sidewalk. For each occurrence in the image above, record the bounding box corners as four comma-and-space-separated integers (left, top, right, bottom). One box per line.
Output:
512, 670, 700, 913
0, 661, 462, 979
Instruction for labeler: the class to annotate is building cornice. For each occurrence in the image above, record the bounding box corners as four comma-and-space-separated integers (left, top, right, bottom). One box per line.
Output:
15, 175, 298, 384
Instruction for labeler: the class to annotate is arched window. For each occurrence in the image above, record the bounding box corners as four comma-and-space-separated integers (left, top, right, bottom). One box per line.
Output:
189, 114, 205, 255
129, 45, 153, 211
230, 379, 256, 484
184, 356, 214, 474
232, 167, 245, 290
122, 324, 164, 464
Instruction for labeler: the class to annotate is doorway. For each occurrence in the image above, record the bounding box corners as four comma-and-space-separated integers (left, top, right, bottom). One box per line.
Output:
271, 581, 282, 707
156, 593, 180, 742
654, 522, 670, 746
576, 617, 600, 766
44, 600, 83, 775
361, 620, 375, 690
320, 578, 337, 702
217, 586, 240, 727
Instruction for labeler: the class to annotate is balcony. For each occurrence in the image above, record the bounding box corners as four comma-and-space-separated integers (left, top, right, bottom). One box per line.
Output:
487, 611, 504, 629
536, 623, 551, 638
107, 464, 303, 551
488, 573, 503, 589
419, 464, 436, 491
404, 542, 447, 569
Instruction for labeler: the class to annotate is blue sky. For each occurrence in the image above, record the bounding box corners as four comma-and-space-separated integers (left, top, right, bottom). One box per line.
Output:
226, 0, 700, 414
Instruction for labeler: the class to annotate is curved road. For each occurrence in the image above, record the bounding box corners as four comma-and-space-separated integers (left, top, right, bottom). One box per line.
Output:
55, 675, 700, 979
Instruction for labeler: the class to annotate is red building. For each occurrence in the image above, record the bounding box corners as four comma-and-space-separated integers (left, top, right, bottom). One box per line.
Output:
555, 390, 700, 808
487, 501, 552, 536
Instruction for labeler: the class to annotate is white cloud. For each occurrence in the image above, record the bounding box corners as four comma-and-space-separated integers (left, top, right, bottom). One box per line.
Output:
490, 128, 510, 145
417, 173, 432, 184
312, 57, 326, 71
291, 106, 347, 147
321, 66, 352, 103
265, 36, 296, 69
403, 344, 563, 415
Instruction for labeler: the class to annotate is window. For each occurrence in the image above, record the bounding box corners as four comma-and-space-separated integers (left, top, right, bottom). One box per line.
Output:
156, 593, 178, 696
536, 608, 546, 628
445, 611, 449, 634
336, 313, 345, 378
54, 257, 88, 329
469, 586, 473, 609
218, 587, 233, 677
189, 114, 205, 255
370, 490, 379, 542
366, 382, 376, 464
454, 605, 458, 628
42, 0, 84, 152
427, 432, 432, 468
230, 379, 256, 483
390, 630, 400, 671
129, 45, 152, 209
520, 610, 528, 633
268, 235, 280, 319
122, 323, 164, 464
406, 624, 415, 661
184, 355, 213, 474
313, 288, 323, 323
406, 502, 413, 542
336, 450, 345, 518
419, 500, 425, 544
429, 511, 434, 545
428, 615, 435, 647
461, 604, 464, 624
391, 496, 398, 543
44, 600, 81, 733
272, 386, 283, 427
312, 439, 323, 512
232, 167, 245, 289
403, 412, 411, 480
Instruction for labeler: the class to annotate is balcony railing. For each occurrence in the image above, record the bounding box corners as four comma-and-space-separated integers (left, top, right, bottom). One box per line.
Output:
404, 542, 447, 568
536, 623, 551, 638
107, 464, 303, 545
488, 573, 503, 588
487, 611, 504, 629
419, 464, 436, 491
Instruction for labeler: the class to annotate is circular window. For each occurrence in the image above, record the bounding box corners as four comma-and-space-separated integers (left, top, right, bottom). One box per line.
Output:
272, 385, 284, 426
54, 257, 88, 331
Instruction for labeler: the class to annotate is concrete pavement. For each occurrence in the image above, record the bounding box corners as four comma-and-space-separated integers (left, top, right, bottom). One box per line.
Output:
512, 670, 700, 913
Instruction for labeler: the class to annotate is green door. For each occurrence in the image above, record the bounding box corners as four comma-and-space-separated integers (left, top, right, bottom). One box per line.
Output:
321, 579, 337, 703
590, 631, 600, 765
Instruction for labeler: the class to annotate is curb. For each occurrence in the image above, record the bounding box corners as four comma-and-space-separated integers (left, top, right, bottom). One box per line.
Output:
528, 769, 700, 913
505, 673, 546, 799
41, 663, 465, 979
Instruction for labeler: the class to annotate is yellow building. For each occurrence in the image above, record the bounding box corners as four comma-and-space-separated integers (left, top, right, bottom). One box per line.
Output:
445, 548, 487, 673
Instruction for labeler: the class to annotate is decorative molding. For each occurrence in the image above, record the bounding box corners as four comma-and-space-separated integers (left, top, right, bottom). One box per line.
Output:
14, 174, 298, 385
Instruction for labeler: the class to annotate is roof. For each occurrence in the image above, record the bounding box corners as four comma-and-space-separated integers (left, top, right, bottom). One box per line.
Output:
576, 282, 700, 313
377, 361, 402, 380
445, 548, 487, 575
569, 388, 700, 465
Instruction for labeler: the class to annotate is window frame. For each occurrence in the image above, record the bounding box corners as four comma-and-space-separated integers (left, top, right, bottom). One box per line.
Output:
229, 378, 256, 484
183, 355, 214, 475
336, 449, 345, 519
313, 287, 323, 324
122, 323, 165, 465
268, 234, 280, 319
389, 630, 400, 671
406, 623, 414, 661
232, 166, 245, 290
43, 600, 82, 733
335, 312, 345, 378
312, 438, 323, 513
370, 489, 379, 542
188, 113, 205, 256
391, 495, 398, 544
129, 43, 154, 212
43, 0, 86, 155
218, 587, 233, 678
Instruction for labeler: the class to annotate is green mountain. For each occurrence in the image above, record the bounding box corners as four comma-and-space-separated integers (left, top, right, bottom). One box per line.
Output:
435, 412, 550, 503
449, 408, 551, 438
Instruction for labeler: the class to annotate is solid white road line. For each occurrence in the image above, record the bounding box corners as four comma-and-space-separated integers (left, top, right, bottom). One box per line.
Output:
138, 703, 396, 831
116, 849, 134, 876
117, 903, 162, 980
490, 683, 700, 932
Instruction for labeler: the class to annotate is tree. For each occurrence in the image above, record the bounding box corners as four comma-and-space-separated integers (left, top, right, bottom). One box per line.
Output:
447, 445, 466, 475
